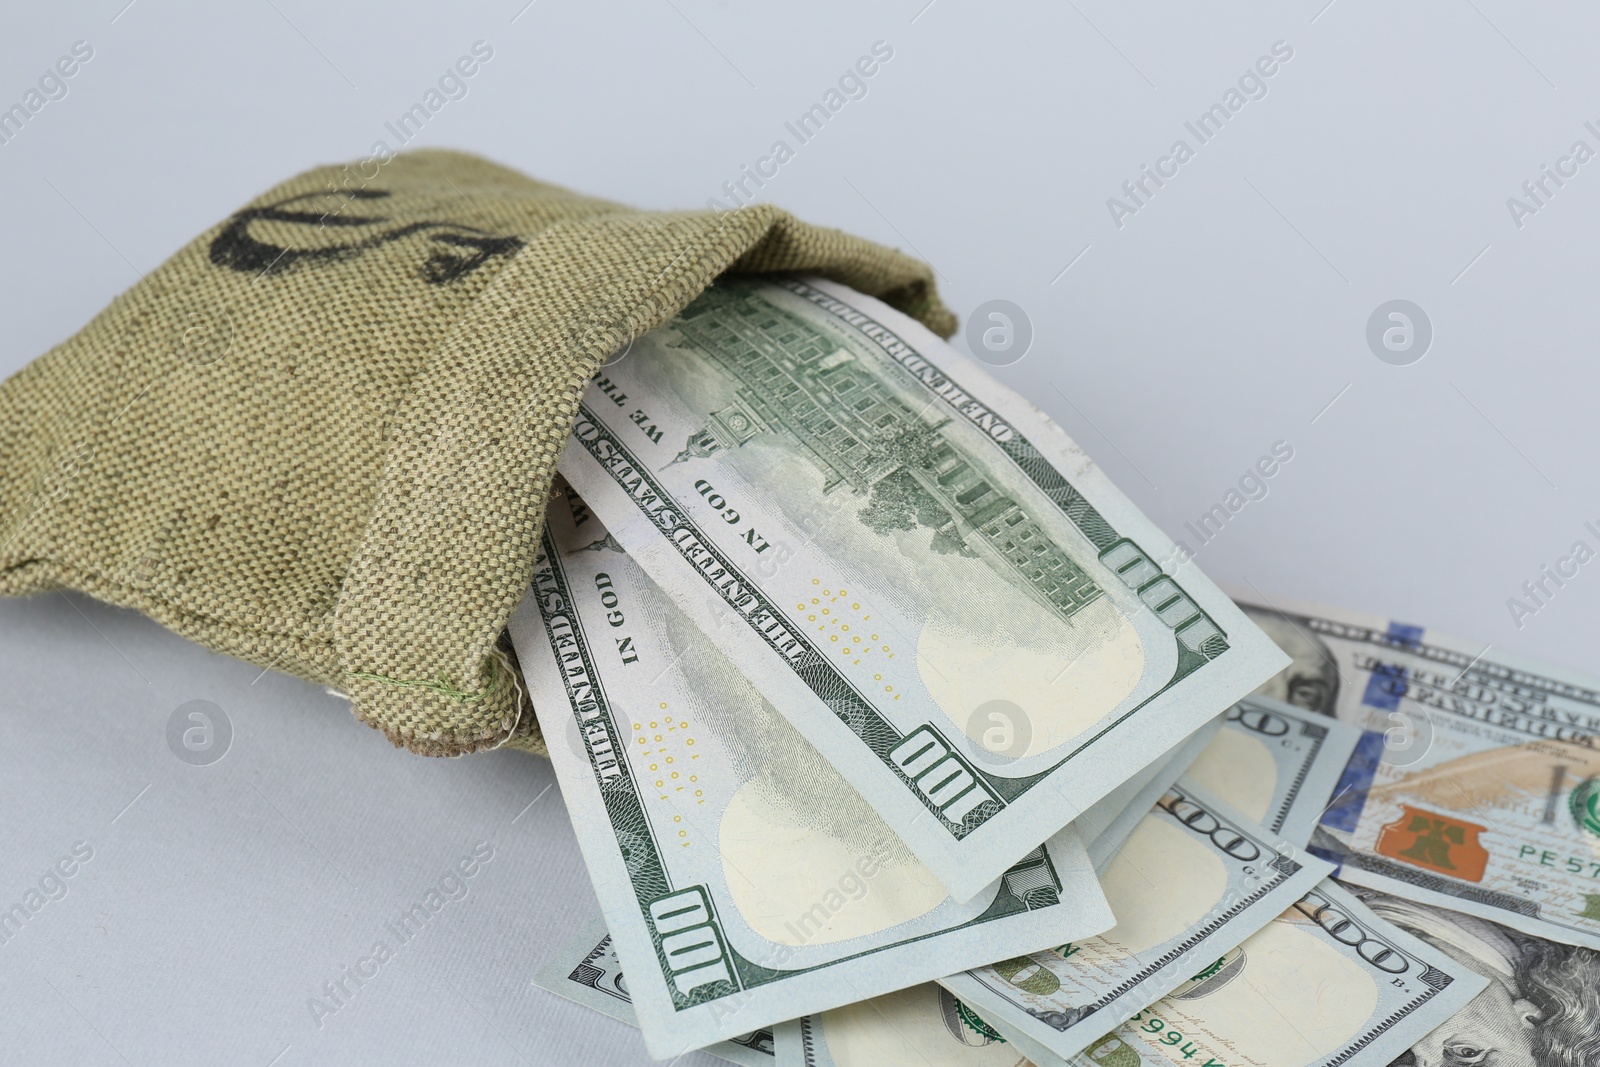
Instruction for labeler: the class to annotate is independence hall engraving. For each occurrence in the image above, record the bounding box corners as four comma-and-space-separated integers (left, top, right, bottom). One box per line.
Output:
668, 286, 1104, 627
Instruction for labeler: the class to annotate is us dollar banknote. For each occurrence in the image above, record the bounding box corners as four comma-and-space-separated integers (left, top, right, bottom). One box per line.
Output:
507, 490, 1112, 1057
1239, 595, 1600, 949
557, 275, 1288, 901
939, 781, 1332, 1064
774, 984, 1033, 1067
1083, 718, 1223, 867
533, 913, 775, 1067
1064, 882, 1488, 1067
1344, 882, 1600, 1067
1184, 697, 1361, 848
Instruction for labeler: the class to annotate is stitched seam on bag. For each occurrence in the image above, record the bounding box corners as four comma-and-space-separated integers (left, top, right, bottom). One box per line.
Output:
346, 653, 502, 703
0, 558, 338, 645
0, 558, 337, 649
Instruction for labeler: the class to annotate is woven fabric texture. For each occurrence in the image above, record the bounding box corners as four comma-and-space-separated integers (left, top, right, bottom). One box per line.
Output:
0, 150, 953, 757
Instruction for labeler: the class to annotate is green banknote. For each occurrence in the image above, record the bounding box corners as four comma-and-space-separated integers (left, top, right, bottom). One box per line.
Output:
1064, 882, 1487, 1067
1083, 718, 1223, 868
1184, 697, 1361, 848
533, 913, 774, 1067
774, 984, 1033, 1067
1238, 595, 1600, 949
1346, 883, 1600, 1067
557, 276, 1287, 901
938, 782, 1332, 1063
508, 490, 1112, 1057
776, 884, 1500, 1067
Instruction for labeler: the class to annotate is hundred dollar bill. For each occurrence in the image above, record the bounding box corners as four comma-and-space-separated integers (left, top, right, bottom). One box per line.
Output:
938, 781, 1332, 1064
507, 490, 1112, 1057
1083, 718, 1223, 867
1238, 595, 1600, 950
1184, 697, 1361, 848
1063, 881, 1488, 1067
1344, 882, 1600, 1067
557, 275, 1288, 901
774, 985, 1033, 1067
533, 913, 774, 1067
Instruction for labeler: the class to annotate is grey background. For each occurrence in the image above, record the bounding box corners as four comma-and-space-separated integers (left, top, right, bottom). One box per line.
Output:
1, 0, 1596, 1063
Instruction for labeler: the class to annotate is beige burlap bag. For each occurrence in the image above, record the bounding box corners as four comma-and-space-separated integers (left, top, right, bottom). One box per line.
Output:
0, 150, 953, 757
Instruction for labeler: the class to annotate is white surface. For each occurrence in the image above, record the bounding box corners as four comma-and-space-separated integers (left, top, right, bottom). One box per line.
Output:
0, 595, 721, 1067
1, 1, 1597, 1063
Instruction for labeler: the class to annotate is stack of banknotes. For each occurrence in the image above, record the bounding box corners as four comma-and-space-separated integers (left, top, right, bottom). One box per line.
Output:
507, 277, 1600, 1067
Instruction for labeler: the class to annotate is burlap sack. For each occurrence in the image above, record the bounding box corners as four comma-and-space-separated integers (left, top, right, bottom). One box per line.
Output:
0, 149, 953, 757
